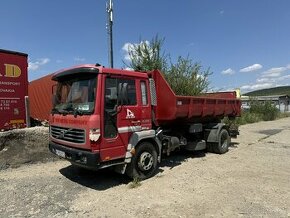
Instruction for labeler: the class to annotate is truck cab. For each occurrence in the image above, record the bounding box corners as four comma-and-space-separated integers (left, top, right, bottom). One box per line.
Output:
49, 64, 241, 179
49, 65, 157, 178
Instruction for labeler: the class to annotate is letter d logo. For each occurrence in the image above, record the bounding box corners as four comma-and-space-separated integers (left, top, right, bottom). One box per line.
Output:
4, 64, 21, 78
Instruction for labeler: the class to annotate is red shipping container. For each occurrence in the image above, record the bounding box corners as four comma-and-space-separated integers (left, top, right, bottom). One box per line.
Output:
0, 49, 28, 130
29, 74, 56, 121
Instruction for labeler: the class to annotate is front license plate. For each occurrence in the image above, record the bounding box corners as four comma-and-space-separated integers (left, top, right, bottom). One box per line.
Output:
55, 149, 65, 158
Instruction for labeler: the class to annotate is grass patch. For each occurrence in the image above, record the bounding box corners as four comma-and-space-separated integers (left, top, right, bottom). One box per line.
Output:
128, 177, 142, 189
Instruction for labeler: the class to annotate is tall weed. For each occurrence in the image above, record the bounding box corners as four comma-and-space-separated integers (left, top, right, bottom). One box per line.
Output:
224, 100, 280, 126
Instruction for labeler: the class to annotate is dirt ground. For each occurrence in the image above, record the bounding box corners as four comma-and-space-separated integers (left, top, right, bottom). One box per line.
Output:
0, 127, 58, 170
0, 118, 290, 217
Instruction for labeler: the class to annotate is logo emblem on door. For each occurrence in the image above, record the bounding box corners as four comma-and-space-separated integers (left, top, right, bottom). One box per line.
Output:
126, 109, 135, 119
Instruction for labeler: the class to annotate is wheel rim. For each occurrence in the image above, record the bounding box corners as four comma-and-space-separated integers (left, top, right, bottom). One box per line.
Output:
138, 152, 154, 171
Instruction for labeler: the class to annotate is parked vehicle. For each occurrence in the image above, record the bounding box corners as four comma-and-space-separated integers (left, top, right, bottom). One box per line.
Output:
0, 49, 28, 131
49, 64, 241, 179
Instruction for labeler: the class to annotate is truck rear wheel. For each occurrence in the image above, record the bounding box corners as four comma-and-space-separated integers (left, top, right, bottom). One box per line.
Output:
126, 141, 158, 180
208, 128, 230, 154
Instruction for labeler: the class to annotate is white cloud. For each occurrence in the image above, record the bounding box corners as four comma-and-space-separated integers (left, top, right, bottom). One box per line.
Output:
240, 64, 262, 73
241, 75, 290, 92
28, 58, 50, 71
277, 74, 290, 81
122, 43, 134, 61
221, 68, 235, 75
256, 77, 271, 83
262, 67, 287, 78
239, 64, 290, 92
74, 57, 86, 62
240, 85, 251, 90
262, 72, 282, 78
257, 66, 289, 79
240, 83, 273, 91
252, 73, 290, 89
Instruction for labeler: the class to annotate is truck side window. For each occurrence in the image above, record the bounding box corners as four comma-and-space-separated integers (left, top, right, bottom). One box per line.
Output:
105, 78, 118, 110
104, 77, 118, 138
119, 79, 136, 105
105, 78, 136, 108
140, 81, 148, 105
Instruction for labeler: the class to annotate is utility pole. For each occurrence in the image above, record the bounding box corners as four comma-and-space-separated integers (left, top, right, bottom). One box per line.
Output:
106, 0, 114, 68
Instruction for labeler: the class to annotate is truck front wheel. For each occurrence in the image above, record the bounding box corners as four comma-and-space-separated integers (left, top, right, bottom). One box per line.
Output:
126, 141, 158, 180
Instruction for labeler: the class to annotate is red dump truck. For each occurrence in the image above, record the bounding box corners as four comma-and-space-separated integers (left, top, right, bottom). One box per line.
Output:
49, 64, 241, 179
0, 49, 28, 131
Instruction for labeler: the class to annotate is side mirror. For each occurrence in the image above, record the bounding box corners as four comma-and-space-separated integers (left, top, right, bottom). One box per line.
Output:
118, 82, 128, 105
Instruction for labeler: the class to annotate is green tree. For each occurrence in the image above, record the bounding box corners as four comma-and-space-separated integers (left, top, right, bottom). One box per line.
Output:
125, 36, 167, 72
164, 56, 211, 95
124, 35, 211, 95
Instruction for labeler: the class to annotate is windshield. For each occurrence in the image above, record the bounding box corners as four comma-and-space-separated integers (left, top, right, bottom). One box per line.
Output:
53, 75, 97, 115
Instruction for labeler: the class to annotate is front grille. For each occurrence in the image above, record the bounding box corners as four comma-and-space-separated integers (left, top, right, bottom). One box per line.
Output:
50, 125, 85, 144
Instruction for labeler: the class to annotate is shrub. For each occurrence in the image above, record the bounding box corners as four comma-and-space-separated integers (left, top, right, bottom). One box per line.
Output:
249, 101, 279, 121
224, 100, 280, 126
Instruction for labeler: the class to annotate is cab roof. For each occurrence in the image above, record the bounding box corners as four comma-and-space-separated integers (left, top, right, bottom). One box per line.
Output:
52, 64, 149, 81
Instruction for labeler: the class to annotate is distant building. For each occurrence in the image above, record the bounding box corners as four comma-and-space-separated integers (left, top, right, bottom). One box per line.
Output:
241, 95, 290, 112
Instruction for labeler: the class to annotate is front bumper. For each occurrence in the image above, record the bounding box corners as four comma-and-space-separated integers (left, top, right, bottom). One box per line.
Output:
49, 141, 100, 169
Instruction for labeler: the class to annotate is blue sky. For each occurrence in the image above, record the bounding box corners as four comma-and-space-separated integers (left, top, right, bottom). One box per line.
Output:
1, 0, 290, 93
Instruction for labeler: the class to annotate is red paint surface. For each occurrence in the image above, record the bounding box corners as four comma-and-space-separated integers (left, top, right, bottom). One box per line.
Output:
29, 74, 56, 121
0, 49, 28, 130
148, 70, 241, 125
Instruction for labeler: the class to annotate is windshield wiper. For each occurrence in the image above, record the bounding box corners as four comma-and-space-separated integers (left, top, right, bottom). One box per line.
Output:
54, 103, 84, 117
51, 108, 59, 115
73, 109, 84, 118
51, 108, 69, 116
63, 104, 84, 117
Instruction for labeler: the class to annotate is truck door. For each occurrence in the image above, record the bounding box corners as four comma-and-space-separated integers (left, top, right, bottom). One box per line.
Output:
101, 75, 140, 162
139, 80, 152, 130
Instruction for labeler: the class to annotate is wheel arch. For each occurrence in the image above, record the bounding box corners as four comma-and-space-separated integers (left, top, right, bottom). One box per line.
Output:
127, 130, 162, 163
205, 123, 229, 143
136, 138, 160, 156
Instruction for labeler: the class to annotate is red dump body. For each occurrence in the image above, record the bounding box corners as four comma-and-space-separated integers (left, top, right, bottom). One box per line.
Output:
0, 49, 28, 130
149, 70, 241, 126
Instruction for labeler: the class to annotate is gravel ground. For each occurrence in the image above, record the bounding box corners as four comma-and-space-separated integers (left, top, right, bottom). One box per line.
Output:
0, 127, 58, 170
0, 118, 290, 217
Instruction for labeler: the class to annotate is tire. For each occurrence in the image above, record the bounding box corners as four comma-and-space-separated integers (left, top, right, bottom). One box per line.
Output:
126, 141, 158, 180
210, 128, 230, 154
206, 142, 214, 153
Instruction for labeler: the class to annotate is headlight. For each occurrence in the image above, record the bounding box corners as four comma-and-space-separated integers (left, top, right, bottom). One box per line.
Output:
89, 128, 100, 142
